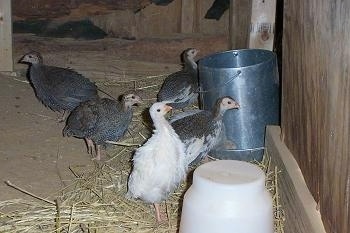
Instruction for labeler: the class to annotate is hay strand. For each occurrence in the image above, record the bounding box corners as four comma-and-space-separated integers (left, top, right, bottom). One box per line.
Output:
105, 141, 141, 147
4, 180, 56, 205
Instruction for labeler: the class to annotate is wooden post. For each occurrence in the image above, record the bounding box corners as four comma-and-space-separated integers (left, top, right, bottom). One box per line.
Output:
181, 0, 195, 33
248, 0, 276, 50
0, 0, 13, 71
229, 0, 252, 49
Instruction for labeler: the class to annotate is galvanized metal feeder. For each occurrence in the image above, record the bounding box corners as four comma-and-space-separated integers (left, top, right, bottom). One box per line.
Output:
198, 49, 280, 162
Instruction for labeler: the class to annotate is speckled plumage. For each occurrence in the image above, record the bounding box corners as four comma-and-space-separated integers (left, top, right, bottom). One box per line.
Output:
170, 96, 239, 166
127, 102, 187, 222
19, 51, 98, 113
157, 48, 199, 109
63, 93, 142, 160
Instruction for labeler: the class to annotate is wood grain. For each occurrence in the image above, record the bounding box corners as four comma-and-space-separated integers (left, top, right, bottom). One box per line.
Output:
265, 126, 326, 233
135, 1, 182, 38
180, 0, 195, 33
229, 0, 252, 49
0, 0, 13, 71
282, 1, 350, 232
12, 0, 150, 20
248, 0, 276, 50
11, 0, 231, 38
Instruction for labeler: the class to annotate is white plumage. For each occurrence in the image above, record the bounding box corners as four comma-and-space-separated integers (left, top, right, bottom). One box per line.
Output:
127, 102, 187, 222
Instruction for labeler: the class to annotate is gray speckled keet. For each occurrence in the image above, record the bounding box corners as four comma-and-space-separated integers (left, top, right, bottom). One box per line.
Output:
157, 48, 199, 109
63, 93, 142, 160
170, 96, 239, 166
19, 51, 98, 113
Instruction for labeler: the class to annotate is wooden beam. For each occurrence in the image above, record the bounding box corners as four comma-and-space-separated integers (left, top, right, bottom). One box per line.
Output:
282, 1, 350, 232
229, 0, 252, 49
181, 0, 195, 33
248, 0, 276, 50
0, 0, 13, 72
265, 126, 327, 233
194, 0, 201, 33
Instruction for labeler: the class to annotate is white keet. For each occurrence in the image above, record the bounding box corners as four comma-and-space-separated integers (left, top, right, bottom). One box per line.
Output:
127, 102, 187, 222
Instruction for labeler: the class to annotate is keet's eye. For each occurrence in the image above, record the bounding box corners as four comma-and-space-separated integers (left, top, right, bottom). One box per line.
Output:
131, 95, 135, 99
157, 109, 161, 112
228, 101, 232, 104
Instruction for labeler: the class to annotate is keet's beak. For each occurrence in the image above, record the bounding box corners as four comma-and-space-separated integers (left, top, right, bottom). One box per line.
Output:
234, 102, 240, 109
165, 105, 173, 113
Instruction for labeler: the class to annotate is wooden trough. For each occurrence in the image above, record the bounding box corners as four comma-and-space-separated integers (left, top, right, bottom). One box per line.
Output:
265, 126, 327, 233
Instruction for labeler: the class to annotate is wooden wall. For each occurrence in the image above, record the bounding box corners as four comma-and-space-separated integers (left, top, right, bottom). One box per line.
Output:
93, 0, 230, 38
12, 0, 150, 20
12, 0, 230, 38
281, 1, 350, 232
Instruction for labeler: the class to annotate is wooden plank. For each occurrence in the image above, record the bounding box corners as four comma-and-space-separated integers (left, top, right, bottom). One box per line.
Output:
135, 1, 182, 38
248, 0, 276, 50
194, 0, 201, 33
282, 0, 322, 208
265, 126, 327, 233
180, 0, 195, 33
0, 0, 13, 72
12, 0, 151, 20
196, 0, 230, 35
229, 0, 252, 49
282, 1, 350, 232
320, 2, 350, 232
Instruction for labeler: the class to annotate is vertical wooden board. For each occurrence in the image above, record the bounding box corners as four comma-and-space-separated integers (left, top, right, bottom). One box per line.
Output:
90, 10, 137, 39
320, 2, 350, 233
0, 0, 13, 71
282, 0, 350, 232
229, 0, 252, 49
197, 0, 229, 35
248, 0, 276, 50
180, 0, 195, 33
193, 0, 201, 33
282, 0, 325, 202
137, 0, 231, 37
135, 1, 182, 38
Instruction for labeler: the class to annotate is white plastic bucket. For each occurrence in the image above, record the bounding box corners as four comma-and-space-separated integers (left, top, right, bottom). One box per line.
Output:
179, 160, 273, 233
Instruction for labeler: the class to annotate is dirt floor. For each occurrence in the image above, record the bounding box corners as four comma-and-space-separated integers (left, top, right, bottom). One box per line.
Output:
0, 33, 228, 202
0, 73, 93, 201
